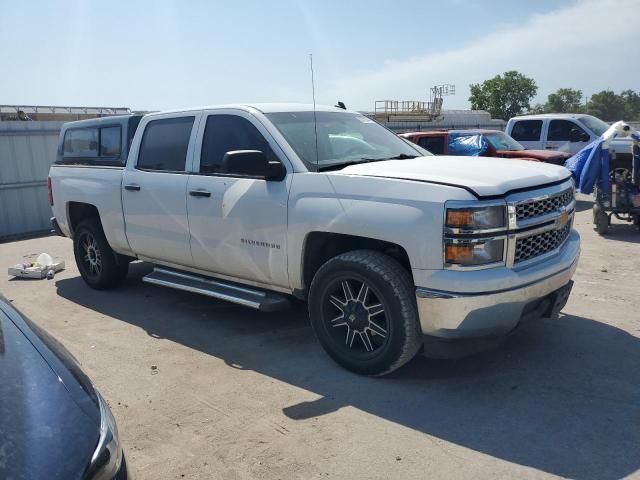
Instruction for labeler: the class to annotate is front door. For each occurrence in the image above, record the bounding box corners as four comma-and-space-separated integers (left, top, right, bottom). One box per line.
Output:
122, 114, 199, 267
543, 119, 590, 155
187, 111, 291, 288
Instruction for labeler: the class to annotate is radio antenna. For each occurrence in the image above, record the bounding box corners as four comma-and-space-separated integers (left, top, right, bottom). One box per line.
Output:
309, 53, 319, 169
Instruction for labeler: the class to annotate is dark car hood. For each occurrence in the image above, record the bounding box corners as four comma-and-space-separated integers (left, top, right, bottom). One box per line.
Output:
496, 149, 569, 163
0, 302, 99, 480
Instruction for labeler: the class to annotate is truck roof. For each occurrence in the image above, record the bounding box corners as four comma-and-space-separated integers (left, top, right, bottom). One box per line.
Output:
61, 114, 143, 129
144, 103, 348, 118
400, 129, 501, 138
510, 113, 588, 121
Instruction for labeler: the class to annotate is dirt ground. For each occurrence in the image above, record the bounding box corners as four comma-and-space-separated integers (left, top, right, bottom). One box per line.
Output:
1, 195, 639, 480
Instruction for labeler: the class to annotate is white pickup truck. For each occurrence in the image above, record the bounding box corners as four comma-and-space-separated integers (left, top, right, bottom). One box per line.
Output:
506, 113, 633, 162
49, 104, 580, 375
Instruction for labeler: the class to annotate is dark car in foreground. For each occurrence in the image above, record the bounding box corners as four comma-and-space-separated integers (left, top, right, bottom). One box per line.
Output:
399, 129, 570, 165
0, 296, 128, 479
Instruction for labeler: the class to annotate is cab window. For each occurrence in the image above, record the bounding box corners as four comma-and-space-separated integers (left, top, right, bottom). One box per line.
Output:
417, 136, 445, 154
547, 120, 588, 141
511, 120, 542, 141
137, 117, 195, 172
200, 115, 275, 174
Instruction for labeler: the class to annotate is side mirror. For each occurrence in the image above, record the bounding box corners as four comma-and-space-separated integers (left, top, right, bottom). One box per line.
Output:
222, 150, 286, 181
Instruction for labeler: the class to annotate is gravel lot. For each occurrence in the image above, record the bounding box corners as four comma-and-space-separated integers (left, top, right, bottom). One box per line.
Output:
1, 196, 639, 480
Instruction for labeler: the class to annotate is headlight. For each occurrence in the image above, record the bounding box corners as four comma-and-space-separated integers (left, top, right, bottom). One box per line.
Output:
86, 392, 123, 480
445, 205, 505, 231
444, 238, 505, 267
443, 201, 507, 269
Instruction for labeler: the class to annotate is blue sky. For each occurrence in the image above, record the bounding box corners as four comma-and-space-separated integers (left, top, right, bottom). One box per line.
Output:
0, 0, 638, 112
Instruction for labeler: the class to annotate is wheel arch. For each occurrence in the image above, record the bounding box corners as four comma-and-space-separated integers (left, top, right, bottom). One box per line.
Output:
300, 231, 412, 297
66, 202, 102, 238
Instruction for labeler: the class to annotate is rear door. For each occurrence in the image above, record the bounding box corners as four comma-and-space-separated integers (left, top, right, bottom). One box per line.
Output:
186, 110, 291, 288
122, 113, 200, 267
509, 119, 544, 150
543, 119, 590, 155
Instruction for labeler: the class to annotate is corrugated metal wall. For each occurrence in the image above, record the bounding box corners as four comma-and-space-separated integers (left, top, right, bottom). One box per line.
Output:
0, 121, 63, 239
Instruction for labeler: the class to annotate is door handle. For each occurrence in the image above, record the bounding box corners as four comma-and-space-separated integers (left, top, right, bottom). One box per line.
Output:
545, 146, 557, 150
124, 184, 141, 191
189, 190, 211, 198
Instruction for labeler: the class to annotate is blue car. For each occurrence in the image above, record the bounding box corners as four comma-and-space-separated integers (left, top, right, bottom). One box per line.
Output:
0, 296, 129, 479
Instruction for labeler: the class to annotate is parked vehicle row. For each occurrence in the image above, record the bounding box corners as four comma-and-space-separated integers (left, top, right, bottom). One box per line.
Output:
399, 129, 569, 164
49, 103, 580, 377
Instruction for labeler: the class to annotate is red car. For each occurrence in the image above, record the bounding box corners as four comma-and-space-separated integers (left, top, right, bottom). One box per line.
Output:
399, 129, 570, 165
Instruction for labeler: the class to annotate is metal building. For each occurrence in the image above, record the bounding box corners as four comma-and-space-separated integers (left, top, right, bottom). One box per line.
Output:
0, 121, 64, 239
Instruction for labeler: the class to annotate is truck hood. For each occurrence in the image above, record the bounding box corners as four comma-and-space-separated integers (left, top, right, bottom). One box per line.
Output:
496, 149, 569, 162
339, 156, 571, 198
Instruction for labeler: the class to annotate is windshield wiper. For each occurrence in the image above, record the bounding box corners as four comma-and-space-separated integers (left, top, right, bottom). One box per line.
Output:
317, 159, 378, 171
359, 153, 419, 161
317, 154, 418, 172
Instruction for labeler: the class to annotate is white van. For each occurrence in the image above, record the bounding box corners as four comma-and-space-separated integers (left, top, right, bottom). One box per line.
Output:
506, 114, 633, 160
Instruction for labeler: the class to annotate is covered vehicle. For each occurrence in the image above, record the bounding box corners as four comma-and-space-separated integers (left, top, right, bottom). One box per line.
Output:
0, 297, 128, 479
400, 130, 570, 164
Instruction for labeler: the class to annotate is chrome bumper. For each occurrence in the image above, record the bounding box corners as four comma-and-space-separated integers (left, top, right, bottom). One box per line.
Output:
415, 255, 579, 340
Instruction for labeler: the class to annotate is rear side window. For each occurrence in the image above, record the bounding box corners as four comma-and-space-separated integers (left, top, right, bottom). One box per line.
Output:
417, 136, 445, 154
137, 116, 195, 172
63, 128, 98, 157
510, 120, 542, 141
62, 126, 123, 164
547, 120, 587, 141
200, 115, 273, 174
99, 126, 121, 157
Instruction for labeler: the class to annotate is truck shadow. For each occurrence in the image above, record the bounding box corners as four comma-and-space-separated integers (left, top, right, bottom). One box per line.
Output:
55, 264, 640, 480
598, 225, 640, 244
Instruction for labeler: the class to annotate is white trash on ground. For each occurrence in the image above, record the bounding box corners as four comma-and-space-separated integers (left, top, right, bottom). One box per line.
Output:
8, 253, 65, 279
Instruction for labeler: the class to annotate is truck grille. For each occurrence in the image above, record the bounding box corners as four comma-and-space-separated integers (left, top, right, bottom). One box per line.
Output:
516, 189, 573, 221
515, 223, 571, 263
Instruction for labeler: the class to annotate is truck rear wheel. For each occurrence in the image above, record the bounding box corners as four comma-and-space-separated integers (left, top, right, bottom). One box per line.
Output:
308, 250, 421, 376
73, 219, 129, 289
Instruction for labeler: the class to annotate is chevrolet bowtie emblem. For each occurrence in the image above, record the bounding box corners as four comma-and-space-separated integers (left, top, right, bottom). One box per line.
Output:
556, 211, 569, 228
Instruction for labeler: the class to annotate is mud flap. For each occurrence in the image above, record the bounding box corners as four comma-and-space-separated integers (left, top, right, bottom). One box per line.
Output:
544, 280, 574, 319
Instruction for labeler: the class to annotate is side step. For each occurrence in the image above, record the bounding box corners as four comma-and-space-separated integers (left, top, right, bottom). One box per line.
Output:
142, 267, 290, 312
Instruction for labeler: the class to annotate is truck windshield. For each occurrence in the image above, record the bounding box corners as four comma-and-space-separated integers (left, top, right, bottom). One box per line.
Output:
578, 115, 609, 136
265, 111, 423, 171
484, 132, 525, 151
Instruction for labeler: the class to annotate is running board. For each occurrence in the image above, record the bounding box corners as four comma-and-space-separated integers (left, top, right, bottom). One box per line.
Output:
142, 268, 290, 312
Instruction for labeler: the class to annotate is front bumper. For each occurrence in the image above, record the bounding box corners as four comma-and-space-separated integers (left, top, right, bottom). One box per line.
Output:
415, 237, 579, 340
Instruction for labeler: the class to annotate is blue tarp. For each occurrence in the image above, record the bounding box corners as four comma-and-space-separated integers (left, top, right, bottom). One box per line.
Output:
564, 139, 603, 194
448, 134, 488, 156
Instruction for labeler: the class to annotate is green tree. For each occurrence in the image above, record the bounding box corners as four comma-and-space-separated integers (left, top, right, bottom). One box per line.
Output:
620, 89, 640, 120
469, 71, 537, 120
543, 88, 584, 113
586, 90, 627, 121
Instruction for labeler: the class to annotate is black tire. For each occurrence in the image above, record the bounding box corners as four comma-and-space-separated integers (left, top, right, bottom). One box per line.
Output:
594, 206, 609, 235
308, 250, 422, 376
73, 219, 129, 289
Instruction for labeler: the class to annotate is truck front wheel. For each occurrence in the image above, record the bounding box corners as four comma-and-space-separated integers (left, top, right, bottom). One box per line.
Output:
308, 250, 422, 376
73, 219, 129, 289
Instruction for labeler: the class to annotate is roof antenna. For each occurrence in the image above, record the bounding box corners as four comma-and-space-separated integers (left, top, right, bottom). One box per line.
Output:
309, 53, 319, 170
